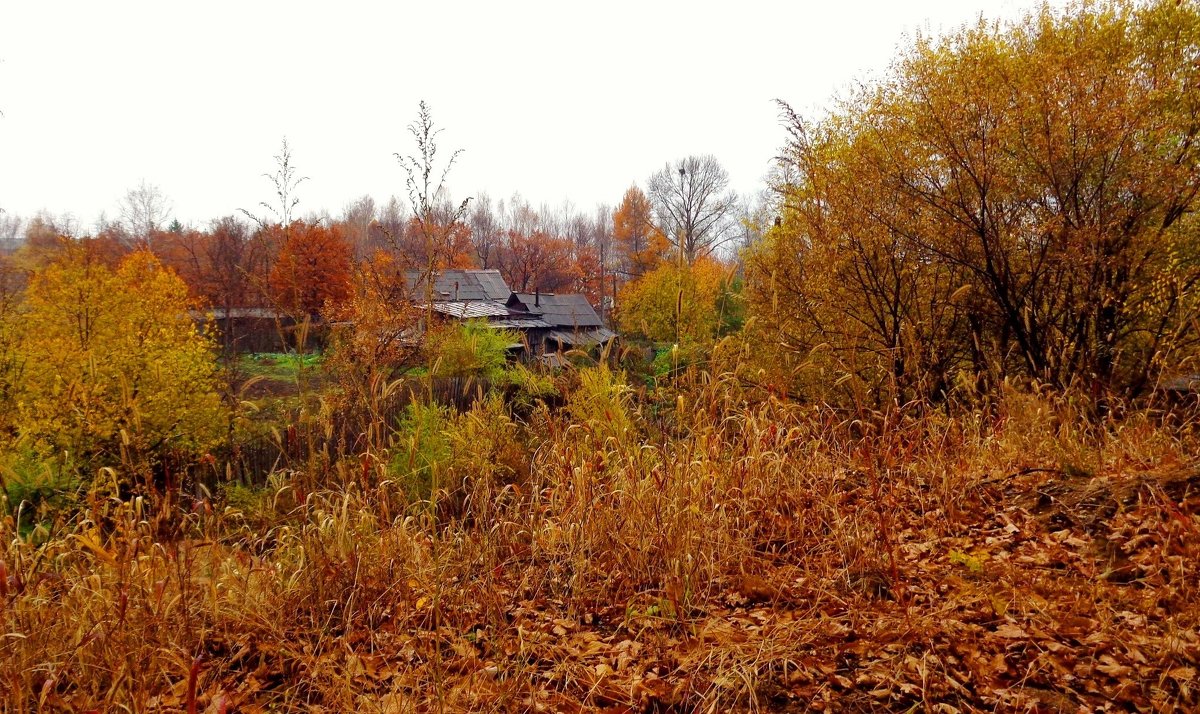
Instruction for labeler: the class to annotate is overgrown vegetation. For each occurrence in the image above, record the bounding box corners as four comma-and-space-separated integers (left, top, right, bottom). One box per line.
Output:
1, 2, 1199, 712
425, 319, 518, 381
2, 353, 1197, 711
1, 248, 226, 490
617, 257, 742, 346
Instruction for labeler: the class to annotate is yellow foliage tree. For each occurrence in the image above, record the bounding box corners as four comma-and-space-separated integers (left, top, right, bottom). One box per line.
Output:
0, 256, 22, 448
13, 248, 225, 472
617, 258, 734, 345
750, 0, 1200, 401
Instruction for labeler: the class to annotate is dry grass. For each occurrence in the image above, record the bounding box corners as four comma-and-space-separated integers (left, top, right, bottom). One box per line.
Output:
2, 366, 1199, 712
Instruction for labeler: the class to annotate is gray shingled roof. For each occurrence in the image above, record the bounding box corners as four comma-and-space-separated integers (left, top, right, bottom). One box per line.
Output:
404, 269, 512, 302
512, 293, 603, 329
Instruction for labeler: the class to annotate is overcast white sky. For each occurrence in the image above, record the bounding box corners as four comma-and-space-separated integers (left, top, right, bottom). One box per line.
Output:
1, 0, 1046, 229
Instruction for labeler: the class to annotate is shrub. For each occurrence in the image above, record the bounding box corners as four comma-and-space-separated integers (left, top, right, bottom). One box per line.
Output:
389, 402, 453, 502
496, 363, 560, 413
567, 365, 635, 442
617, 257, 739, 345
0, 447, 81, 536
749, 1, 1200, 402
12, 249, 226, 482
425, 319, 518, 381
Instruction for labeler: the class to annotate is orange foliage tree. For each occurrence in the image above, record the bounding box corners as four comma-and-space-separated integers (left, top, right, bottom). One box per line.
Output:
497, 229, 577, 294
324, 250, 421, 446
613, 186, 668, 279
150, 218, 271, 350
268, 221, 352, 317
567, 242, 603, 305
403, 216, 476, 270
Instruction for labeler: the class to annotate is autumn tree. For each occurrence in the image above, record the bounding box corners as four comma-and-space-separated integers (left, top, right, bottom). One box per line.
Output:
201, 217, 265, 312
369, 196, 410, 258
647, 155, 739, 264
268, 221, 353, 318
496, 229, 577, 294
15, 212, 78, 269
398, 209, 477, 269
470, 192, 502, 269
340, 194, 378, 260
502, 193, 540, 237
326, 102, 475, 423
0, 253, 21, 444
154, 217, 268, 350
613, 185, 669, 279
11, 249, 225, 477
328, 249, 415, 371
0, 214, 22, 252
732, 193, 773, 263
472, 195, 613, 305
543, 201, 610, 304
119, 180, 172, 249
749, 0, 1200, 402
324, 249, 421, 446
618, 257, 737, 345
568, 236, 604, 305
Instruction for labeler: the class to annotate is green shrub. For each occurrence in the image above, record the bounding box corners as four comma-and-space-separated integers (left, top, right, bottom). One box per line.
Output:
386, 394, 533, 516
442, 394, 529, 505
426, 320, 518, 381
650, 343, 708, 383
389, 402, 453, 502
497, 363, 560, 413
0, 448, 82, 535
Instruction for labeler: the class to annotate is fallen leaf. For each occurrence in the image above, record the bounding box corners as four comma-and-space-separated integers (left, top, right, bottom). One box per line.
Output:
993, 623, 1028, 639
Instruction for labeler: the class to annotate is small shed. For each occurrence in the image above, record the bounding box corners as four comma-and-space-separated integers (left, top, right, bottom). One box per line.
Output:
193, 307, 324, 353
398, 270, 617, 362
507, 292, 617, 355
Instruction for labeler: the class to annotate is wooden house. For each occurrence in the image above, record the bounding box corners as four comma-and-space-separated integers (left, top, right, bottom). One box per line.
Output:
402, 269, 616, 361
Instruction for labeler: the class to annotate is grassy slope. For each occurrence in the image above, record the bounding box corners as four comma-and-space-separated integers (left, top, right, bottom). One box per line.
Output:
2, 376, 1198, 712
